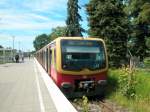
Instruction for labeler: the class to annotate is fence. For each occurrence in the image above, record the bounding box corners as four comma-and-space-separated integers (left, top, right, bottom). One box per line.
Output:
0, 48, 16, 64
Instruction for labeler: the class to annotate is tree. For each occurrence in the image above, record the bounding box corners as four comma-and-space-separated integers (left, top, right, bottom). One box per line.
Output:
33, 34, 50, 51
0, 45, 3, 48
146, 37, 150, 55
146, 37, 150, 49
126, 0, 150, 61
66, 0, 84, 36
49, 26, 67, 41
86, 0, 130, 67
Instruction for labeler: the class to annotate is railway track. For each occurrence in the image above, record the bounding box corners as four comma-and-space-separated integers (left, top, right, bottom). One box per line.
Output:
72, 99, 130, 112
99, 100, 114, 112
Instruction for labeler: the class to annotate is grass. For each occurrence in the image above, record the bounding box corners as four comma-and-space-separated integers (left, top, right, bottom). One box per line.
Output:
106, 58, 150, 112
144, 57, 150, 68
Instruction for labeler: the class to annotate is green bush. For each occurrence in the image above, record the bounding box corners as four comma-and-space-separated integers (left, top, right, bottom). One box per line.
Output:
82, 96, 89, 112
108, 67, 150, 112
118, 66, 137, 99
73, 96, 89, 112
144, 57, 150, 67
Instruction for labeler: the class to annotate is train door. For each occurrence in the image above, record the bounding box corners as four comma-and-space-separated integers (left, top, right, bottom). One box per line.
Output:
53, 48, 56, 69
40, 51, 42, 64
41, 51, 44, 66
42, 50, 46, 69
46, 48, 48, 72
47, 48, 50, 74
49, 49, 52, 75
43, 50, 46, 70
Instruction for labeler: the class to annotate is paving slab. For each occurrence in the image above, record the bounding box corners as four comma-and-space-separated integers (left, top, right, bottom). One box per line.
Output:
0, 58, 57, 112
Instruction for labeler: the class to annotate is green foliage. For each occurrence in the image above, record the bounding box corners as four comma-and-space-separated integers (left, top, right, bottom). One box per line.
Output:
137, 3, 150, 24
127, 0, 150, 19
82, 96, 89, 112
144, 57, 150, 68
33, 26, 66, 51
146, 37, 150, 56
108, 68, 150, 112
86, 0, 129, 67
118, 66, 137, 99
66, 0, 84, 36
146, 37, 150, 49
49, 26, 67, 41
73, 96, 89, 112
0, 45, 3, 48
107, 70, 119, 90
126, 0, 150, 60
135, 70, 150, 96
33, 34, 50, 51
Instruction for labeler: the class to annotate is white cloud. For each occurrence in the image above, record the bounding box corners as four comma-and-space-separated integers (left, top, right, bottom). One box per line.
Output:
0, 33, 36, 51
1, 13, 50, 22
0, 19, 65, 30
0, 33, 34, 41
28, 13, 50, 21
23, 0, 67, 12
0, 0, 67, 32
0, 34, 11, 40
0, 12, 65, 31
0, 0, 8, 5
0, 0, 88, 51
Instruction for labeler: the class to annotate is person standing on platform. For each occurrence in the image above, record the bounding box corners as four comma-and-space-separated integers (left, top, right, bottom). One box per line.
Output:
15, 54, 19, 63
21, 54, 24, 62
28, 54, 30, 59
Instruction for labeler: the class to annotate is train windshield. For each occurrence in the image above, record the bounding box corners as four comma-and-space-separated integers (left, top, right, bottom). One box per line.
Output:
61, 39, 106, 71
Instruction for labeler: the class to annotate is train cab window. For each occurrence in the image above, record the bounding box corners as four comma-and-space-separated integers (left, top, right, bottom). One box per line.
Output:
61, 40, 106, 71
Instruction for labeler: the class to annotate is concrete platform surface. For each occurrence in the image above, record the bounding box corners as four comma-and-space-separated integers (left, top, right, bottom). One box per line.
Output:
0, 58, 57, 112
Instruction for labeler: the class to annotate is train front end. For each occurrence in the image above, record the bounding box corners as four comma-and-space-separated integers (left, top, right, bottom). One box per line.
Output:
55, 37, 108, 98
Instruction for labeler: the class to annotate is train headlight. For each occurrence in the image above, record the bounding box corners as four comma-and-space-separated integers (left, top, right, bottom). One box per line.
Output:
61, 82, 72, 89
97, 80, 107, 85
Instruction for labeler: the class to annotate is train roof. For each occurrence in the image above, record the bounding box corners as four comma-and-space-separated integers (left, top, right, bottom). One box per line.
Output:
56, 37, 104, 41
37, 37, 105, 52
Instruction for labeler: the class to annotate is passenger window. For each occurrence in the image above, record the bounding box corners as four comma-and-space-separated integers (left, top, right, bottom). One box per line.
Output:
54, 49, 56, 66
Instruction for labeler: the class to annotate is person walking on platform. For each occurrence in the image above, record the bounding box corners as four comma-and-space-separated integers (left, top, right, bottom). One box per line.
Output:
21, 55, 24, 62
28, 54, 30, 59
15, 54, 19, 63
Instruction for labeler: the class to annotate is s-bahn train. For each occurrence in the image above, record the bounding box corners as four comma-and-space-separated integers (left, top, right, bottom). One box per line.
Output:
36, 37, 108, 98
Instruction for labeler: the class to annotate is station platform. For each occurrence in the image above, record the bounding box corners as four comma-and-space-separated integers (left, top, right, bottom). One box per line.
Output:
0, 58, 77, 112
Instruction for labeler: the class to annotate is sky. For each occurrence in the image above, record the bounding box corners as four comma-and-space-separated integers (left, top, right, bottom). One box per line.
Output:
0, 0, 89, 51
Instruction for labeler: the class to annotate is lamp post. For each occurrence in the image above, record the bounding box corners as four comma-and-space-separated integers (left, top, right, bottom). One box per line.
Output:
18, 41, 20, 52
12, 36, 15, 61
